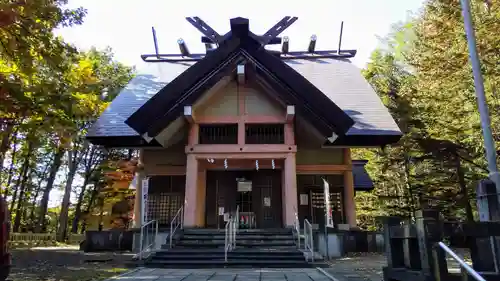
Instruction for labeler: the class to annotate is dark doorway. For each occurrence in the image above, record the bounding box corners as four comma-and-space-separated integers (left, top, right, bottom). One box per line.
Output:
205, 170, 282, 229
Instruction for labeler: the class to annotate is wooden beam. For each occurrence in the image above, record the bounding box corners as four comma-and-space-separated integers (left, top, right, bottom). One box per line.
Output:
194, 153, 291, 160
286, 105, 295, 122
186, 144, 297, 154
237, 64, 245, 84
184, 105, 194, 123
195, 115, 286, 124
296, 164, 351, 173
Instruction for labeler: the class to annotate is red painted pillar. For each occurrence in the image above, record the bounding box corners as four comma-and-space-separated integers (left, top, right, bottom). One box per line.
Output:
283, 153, 298, 227
183, 154, 199, 227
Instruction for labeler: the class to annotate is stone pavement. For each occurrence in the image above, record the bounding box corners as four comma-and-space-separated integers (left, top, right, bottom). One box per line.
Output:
109, 268, 336, 281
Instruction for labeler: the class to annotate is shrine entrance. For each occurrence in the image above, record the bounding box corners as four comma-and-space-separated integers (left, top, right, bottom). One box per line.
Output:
204, 170, 282, 229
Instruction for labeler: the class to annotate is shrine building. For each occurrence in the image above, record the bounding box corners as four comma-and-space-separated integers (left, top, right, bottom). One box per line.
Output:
86, 17, 401, 230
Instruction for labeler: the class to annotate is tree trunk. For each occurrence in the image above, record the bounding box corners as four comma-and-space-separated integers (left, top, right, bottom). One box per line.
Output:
71, 146, 100, 233
3, 129, 19, 199
0, 122, 14, 178
81, 184, 99, 233
13, 167, 33, 232
9, 137, 32, 212
456, 156, 474, 222
35, 147, 64, 233
57, 152, 78, 241
70, 175, 89, 234
12, 139, 34, 231
28, 185, 41, 231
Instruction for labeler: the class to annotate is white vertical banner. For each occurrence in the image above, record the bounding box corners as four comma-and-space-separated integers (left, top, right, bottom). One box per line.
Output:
323, 178, 334, 228
141, 177, 149, 225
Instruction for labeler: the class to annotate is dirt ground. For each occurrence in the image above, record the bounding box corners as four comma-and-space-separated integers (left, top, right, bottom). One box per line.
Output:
9, 246, 131, 281
326, 253, 386, 281
7, 247, 471, 281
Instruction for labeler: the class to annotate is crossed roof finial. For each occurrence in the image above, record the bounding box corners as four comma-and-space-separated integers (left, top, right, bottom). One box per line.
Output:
186, 16, 298, 46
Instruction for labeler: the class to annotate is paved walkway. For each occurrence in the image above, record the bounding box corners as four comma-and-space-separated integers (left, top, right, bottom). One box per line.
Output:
110, 268, 336, 281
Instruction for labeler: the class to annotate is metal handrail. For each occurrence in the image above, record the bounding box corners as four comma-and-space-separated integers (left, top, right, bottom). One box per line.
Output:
293, 206, 301, 248
234, 205, 239, 248
138, 219, 158, 260
438, 242, 486, 281
224, 217, 235, 262
303, 219, 314, 262
235, 205, 240, 233
169, 206, 184, 248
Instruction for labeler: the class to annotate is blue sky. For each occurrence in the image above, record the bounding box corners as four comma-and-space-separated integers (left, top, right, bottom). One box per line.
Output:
48, 0, 424, 207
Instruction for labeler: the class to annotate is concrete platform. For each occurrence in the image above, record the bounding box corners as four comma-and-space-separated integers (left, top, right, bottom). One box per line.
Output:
106, 267, 338, 281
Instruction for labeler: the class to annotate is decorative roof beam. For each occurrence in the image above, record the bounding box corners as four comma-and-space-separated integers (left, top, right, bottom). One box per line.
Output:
237, 64, 246, 84
205, 43, 215, 52
308, 35, 317, 53
184, 105, 194, 123
282, 36, 289, 54
261, 16, 298, 46
186, 17, 223, 44
140, 49, 357, 63
286, 105, 295, 122
177, 38, 190, 56
140, 53, 205, 62
203, 35, 282, 45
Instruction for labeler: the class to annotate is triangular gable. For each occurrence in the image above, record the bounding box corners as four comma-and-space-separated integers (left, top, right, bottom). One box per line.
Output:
126, 17, 354, 140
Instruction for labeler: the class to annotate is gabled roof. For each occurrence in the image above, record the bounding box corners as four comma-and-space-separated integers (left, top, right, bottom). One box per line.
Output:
125, 17, 355, 140
86, 17, 402, 148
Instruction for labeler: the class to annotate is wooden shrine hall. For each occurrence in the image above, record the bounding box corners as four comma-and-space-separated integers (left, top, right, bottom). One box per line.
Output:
86, 16, 402, 230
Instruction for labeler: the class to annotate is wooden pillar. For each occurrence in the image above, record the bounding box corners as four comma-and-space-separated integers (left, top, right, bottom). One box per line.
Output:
195, 168, 207, 227
343, 148, 357, 227
237, 84, 246, 145
132, 150, 144, 228
183, 154, 199, 227
188, 124, 199, 145
283, 153, 298, 227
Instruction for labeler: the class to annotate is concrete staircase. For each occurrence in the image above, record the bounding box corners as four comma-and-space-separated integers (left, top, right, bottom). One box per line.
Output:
145, 228, 320, 268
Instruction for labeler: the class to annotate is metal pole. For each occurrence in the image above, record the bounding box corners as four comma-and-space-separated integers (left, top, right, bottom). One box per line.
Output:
459, 0, 500, 196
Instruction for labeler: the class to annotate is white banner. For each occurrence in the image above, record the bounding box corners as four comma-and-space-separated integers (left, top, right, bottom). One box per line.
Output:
141, 177, 149, 225
323, 178, 334, 228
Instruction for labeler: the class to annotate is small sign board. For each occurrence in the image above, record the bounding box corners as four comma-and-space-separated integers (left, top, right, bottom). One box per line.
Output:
237, 181, 252, 192
300, 194, 309, 205
218, 207, 225, 216
322, 178, 334, 228
141, 177, 149, 225
264, 197, 271, 207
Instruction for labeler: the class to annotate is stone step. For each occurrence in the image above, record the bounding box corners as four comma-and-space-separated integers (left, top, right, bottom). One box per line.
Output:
155, 248, 305, 255
172, 240, 296, 248
155, 249, 305, 256
145, 259, 312, 268
182, 229, 293, 235
181, 235, 294, 240
151, 254, 306, 260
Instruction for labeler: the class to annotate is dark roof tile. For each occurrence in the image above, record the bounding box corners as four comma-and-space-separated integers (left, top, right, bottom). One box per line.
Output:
87, 58, 401, 140
285, 59, 401, 136
87, 62, 195, 138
